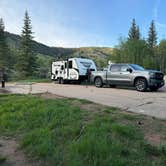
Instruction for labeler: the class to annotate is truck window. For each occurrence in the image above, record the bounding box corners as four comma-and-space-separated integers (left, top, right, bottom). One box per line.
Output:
110, 65, 121, 72
69, 61, 73, 68
65, 62, 67, 68
120, 65, 128, 72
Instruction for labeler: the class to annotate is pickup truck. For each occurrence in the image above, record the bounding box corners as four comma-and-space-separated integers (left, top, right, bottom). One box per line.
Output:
91, 63, 165, 92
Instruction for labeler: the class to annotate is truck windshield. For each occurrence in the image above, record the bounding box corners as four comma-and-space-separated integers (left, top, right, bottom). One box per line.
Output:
129, 64, 145, 71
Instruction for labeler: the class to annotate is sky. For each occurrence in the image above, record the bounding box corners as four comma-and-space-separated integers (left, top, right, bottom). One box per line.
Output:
0, 0, 166, 48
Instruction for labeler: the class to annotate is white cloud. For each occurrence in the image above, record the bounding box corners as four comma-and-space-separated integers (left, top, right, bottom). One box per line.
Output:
153, 0, 161, 20
156, 22, 166, 29
152, 0, 166, 30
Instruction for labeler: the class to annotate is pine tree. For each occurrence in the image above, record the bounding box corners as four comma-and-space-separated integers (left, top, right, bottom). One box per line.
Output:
136, 26, 140, 40
146, 20, 158, 69
0, 18, 9, 75
15, 11, 36, 78
147, 20, 157, 48
128, 19, 140, 40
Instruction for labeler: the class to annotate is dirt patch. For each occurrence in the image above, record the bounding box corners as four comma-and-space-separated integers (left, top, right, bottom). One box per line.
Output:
138, 118, 166, 146
33, 92, 65, 99
0, 137, 40, 166
0, 88, 10, 94
71, 100, 104, 113
145, 134, 162, 146
80, 103, 104, 113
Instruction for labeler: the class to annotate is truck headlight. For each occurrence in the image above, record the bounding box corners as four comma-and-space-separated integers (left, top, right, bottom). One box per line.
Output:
149, 72, 155, 78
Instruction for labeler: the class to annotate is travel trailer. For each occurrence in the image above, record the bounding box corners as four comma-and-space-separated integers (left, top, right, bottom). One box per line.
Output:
51, 58, 97, 83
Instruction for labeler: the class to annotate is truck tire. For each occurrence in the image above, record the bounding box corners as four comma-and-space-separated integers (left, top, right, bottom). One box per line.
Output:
135, 78, 147, 92
149, 86, 159, 92
94, 77, 103, 88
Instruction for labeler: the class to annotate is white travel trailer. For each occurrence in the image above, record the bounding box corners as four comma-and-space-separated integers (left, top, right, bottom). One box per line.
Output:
51, 58, 97, 83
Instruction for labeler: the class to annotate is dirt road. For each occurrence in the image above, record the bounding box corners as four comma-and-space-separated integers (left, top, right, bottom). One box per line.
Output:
6, 82, 166, 119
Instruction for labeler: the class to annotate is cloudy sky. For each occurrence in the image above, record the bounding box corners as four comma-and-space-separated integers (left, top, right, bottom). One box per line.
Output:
0, 0, 165, 47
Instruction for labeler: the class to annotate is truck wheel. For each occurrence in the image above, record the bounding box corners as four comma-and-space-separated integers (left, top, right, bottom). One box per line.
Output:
135, 78, 147, 92
149, 86, 159, 92
94, 77, 103, 88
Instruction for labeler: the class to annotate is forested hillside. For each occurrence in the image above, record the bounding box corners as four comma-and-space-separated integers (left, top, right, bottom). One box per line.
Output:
5, 31, 113, 62
5, 32, 74, 57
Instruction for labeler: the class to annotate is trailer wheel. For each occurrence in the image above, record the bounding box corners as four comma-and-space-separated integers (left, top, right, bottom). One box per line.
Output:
94, 77, 103, 88
59, 78, 65, 84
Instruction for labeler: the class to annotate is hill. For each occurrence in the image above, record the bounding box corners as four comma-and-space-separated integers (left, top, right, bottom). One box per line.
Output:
5, 32, 113, 63
5, 32, 73, 57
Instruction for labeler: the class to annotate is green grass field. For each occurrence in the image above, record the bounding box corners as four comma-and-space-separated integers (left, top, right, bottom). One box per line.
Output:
0, 94, 166, 165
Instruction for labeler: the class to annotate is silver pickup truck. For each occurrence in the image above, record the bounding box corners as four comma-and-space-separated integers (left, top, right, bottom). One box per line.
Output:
91, 63, 165, 92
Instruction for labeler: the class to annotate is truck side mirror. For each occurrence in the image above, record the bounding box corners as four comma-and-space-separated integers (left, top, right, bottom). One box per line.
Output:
127, 68, 132, 73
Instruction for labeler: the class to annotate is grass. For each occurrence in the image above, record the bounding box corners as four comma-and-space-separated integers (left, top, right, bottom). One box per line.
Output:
0, 94, 166, 165
0, 155, 6, 164
10, 78, 51, 83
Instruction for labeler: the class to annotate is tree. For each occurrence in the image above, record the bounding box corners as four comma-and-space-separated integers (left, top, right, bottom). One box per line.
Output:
15, 11, 36, 78
136, 26, 140, 40
128, 19, 140, 40
113, 39, 148, 65
158, 40, 166, 73
147, 20, 158, 69
0, 18, 9, 74
147, 20, 157, 48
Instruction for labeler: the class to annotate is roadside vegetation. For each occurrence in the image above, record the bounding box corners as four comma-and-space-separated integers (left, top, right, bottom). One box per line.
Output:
11, 78, 51, 83
112, 19, 166, 73
0, 94, 165, 165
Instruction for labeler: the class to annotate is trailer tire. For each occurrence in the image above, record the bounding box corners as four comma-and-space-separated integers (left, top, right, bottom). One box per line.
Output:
58, 78, 60, 84
58, 78, 64, 84
59, 78, 65, 84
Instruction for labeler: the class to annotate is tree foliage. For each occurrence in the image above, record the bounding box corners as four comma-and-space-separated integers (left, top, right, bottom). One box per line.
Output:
15, 11, 37, 78
0, 18, 9, 72
128, 19, 140, 40
113, 19, 166, 73
158, 40, 166, 73
113, 38, 148, 66
147, 20, 157, 48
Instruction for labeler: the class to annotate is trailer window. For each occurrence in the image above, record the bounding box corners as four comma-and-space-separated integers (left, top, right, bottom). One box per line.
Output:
69, 61, 73, 68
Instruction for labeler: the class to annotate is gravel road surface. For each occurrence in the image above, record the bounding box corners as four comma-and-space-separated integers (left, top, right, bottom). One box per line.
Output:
5, 81, 166, 119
